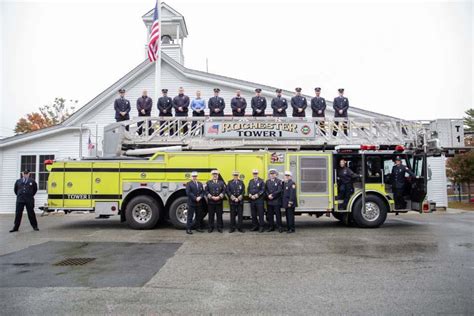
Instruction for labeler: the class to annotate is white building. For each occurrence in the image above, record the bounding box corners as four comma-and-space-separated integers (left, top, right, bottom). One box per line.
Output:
0, 3, 446, 213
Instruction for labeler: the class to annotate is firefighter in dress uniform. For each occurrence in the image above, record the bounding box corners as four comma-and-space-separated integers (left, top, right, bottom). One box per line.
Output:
185, 171, 205, 234
337, 159, 360, 210
157, 89, 174, 136
190, 90, 206, 135
251, 88, 267, 117
271, 89, 288, 117
205, 170, 226, 233
114, 88, 131, 131
265, 169, 284, 233
333, 88, 349, 136
208, 88, 225, 116
311, 87, 326, 135
173, 87, 190, 134
227, 171, 245, 233
291, 87, 307, 117
10, 170, 39, 232
282, 171, 297, 233
231, 90, 247, 116
248, 169, 266, 233
136, 89, 153, 135
391, 156, 415, 209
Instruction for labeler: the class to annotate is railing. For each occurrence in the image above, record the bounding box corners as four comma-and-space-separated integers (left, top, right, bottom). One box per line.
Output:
102, 116, 427, 155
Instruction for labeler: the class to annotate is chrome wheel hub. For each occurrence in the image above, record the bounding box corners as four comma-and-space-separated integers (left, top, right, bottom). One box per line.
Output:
176, 203, 189, 224
132, 203, 152, 223
361, 202, 380, 222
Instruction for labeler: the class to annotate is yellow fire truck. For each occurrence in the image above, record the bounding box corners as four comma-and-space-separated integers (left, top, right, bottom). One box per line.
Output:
42, 117, 433, 229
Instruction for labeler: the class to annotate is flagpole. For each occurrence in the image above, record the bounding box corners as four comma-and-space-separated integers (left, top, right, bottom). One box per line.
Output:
154, 0, 162, 105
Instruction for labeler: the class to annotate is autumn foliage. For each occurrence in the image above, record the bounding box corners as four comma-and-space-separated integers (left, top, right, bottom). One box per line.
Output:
14, 98, 78, 134
446, 151, 474, 203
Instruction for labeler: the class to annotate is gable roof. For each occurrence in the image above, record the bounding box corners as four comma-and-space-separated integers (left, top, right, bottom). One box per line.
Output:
0, 53, 398, 148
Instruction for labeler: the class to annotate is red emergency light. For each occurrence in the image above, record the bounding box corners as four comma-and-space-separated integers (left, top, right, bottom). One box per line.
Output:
44, 159, 54, 165
395, 145, 405, 152
360, 144, 378, 150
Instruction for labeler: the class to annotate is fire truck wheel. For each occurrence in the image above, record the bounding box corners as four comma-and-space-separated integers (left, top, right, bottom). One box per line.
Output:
125, 196, 160, 230
352, 195, 388, 228
169, 197, 191, 230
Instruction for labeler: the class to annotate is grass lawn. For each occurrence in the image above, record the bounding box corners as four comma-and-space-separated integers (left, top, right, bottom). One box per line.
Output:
448, 201, 474, 211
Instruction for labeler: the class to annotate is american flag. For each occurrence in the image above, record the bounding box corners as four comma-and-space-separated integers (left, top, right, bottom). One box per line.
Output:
88, 135, 95, 150
147, 1, 160, 62
207, 124, 219, 134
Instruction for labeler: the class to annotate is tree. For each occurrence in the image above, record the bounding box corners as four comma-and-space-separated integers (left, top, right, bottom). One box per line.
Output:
14, 98, 78, 134
446, 151, 474, 203
464, 108, 474, 132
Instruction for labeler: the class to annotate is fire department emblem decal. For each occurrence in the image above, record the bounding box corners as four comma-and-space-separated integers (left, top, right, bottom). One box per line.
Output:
301, 125, 311, 135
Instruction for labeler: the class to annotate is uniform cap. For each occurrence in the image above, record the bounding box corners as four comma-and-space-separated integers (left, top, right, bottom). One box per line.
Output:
315, 87, 321, 92
295, 87, 302, 92
268, 169, 278, 174
252, 169, 259, 174
161, 89, 168, 93
191, 171, 198, 177
22, 169, 30, 174
211, 169, 219, 174
284, 171, 292, 176
213, 88, 220, 92
118, 88, 125, 93
232, 171, 239, 176
255, 88, 262, 93
395, 156, 402, 161
338, 88, 344, 93
275, 88, 282, 93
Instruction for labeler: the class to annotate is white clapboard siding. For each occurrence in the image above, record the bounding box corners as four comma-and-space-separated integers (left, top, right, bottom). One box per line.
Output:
0, 131, 90, 213
427, 156, 448, 208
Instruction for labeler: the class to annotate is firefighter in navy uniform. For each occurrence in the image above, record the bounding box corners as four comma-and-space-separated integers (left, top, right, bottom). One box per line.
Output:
265, 169, 284, 233
251, 88, 267, 117
173, 87, 190, 134
291, 87, 307, 117
311, 87, 326, 135
231, 90, 247, 116
10, 170, 38, 232
157, 89, 174, 136
271, 89, 288, 117
205, 170, 226, 233
333, 88, 349, 136
208, 88, 225, 116
185, 171, 205, 235
248, 169, 266, 232
337, 159, 360, 210
114, 88, 131, 131
136, 89, 153, 135
227, 171, 245, 233
282, 171, 297, 233
391, 156, 415, 209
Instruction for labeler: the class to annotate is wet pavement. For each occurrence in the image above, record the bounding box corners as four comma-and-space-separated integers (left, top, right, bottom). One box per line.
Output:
0, 212, 472, 315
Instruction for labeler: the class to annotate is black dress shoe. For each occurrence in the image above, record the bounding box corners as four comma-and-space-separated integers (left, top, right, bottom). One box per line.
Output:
229, 228, 235, 233
250, 226, 259, 232
33, 227, 39, 231
217, 228, 223, 233
208, 228, 214, 233
186, 230, 193, 235
9, 229, 18, 233
196, 229, 204, 233
278, 227, 284, 233
266, 227, 275, 232
259, 227, 265, 233
237, 228, 244, 233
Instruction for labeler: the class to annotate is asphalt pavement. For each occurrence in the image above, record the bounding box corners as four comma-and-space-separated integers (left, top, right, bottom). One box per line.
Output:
0, 211, 472, 315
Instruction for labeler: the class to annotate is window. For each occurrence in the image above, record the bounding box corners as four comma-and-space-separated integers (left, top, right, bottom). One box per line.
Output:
365, 156, 382, 183
20, 154, 55, 190
300, 157, 327, 193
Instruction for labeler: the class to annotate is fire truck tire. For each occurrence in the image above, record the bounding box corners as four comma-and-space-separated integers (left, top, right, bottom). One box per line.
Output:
352, 195, 388, 228
169, 197, 191, 230
125, 195, 160, 230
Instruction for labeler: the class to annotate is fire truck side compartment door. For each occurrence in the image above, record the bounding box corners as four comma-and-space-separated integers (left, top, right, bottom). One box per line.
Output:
63, 162, 92, 208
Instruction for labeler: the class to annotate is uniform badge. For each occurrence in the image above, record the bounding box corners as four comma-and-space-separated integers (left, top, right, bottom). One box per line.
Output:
257, 183, 259, 187
29, 183, 32, 186
292, 184, 296, 189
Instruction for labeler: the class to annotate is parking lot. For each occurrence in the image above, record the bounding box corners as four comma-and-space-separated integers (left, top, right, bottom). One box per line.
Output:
0, 211, 472, 315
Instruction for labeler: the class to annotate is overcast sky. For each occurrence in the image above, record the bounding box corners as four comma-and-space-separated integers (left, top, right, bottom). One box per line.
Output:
0, 0, 472, 138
